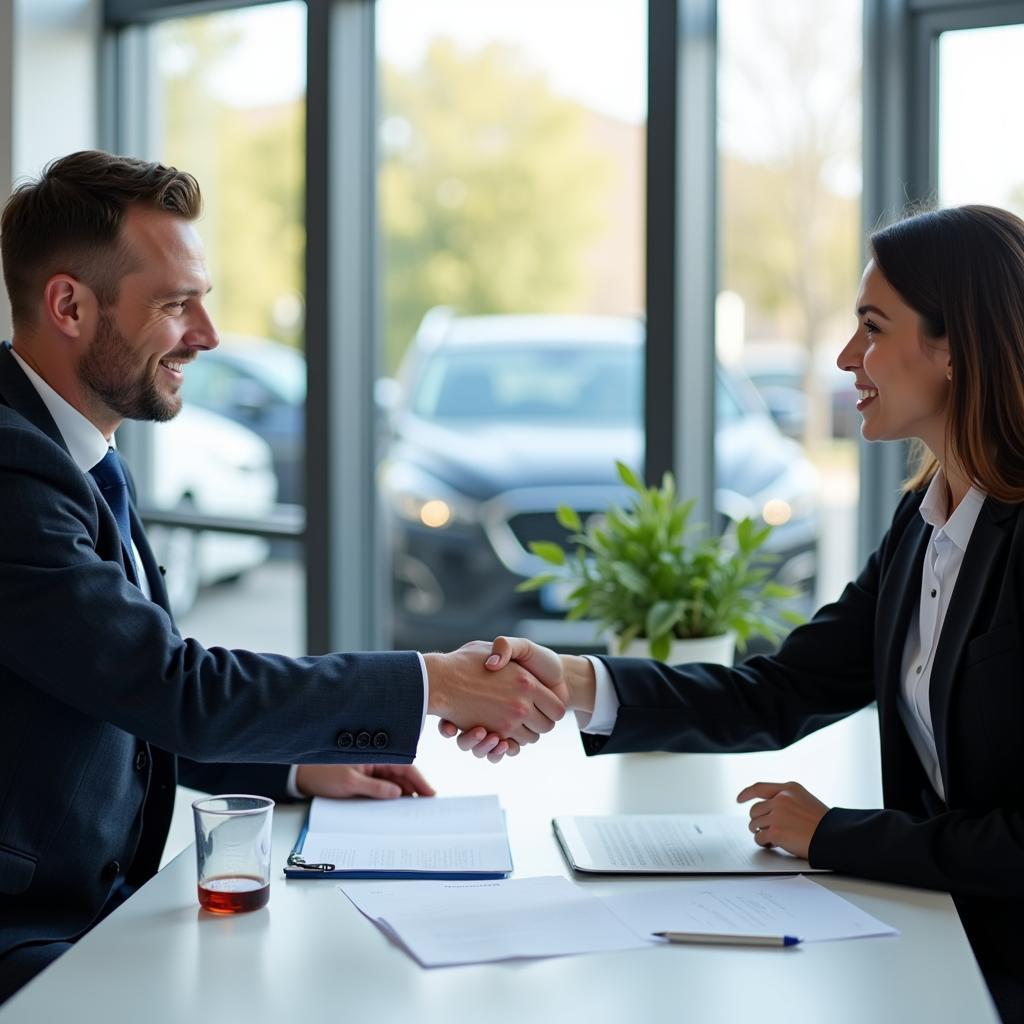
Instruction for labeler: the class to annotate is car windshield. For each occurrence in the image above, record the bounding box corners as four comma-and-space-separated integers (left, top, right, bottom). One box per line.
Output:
411, 344, 642, 425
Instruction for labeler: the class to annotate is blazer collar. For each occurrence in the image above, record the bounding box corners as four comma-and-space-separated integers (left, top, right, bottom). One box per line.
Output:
929, 496, 1013, 785
876, 499, 930, 723
0, 341, 68, 453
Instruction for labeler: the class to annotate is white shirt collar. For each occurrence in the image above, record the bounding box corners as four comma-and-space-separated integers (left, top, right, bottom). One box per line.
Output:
918, 469, 986, 552
9, 345, 114, 473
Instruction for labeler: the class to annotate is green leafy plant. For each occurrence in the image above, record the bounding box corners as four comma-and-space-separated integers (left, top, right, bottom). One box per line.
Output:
519, 461, 804, 661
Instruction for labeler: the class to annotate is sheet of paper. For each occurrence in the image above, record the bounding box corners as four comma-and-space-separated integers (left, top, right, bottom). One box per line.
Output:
301, 795, 512, 874
600, 874, 900, 942
308, 794, 504, 835
301, 832, 511, 873
338, 876, 649, 966
559, 814, 820, 872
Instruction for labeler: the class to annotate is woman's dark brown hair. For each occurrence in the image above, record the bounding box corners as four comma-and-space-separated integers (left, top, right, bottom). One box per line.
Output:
0, 150, 202, 329
870, 205, 1024, 501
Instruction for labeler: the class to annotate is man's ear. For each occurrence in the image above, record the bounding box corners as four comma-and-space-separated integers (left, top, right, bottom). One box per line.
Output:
42, 274, 98, 340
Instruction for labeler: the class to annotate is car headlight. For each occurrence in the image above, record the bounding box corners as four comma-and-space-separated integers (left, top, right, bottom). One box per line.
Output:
753, 460, 819, 526
378, 462, 479, 528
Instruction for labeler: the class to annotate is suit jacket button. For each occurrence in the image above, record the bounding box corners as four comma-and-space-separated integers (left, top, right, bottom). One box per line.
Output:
372, 731, 388, 748
134, 750, 149, 771
355, 731, 371, 749
102, 860, 120, 882
336, 731, 354, 749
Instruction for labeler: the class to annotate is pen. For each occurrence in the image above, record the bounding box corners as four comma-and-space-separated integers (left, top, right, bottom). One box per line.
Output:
652, 932, 802, 947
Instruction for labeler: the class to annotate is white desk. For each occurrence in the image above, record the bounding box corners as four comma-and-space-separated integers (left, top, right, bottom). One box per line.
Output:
0, 709, 998, 1023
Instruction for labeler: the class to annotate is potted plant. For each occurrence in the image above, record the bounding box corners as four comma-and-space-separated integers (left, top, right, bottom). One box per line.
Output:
519, 462, 803, 665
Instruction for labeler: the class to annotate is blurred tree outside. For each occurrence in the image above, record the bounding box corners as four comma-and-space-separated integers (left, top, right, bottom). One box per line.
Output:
379, 40, 617, 372
720, 0, 861, 447
154, 15, 306, 351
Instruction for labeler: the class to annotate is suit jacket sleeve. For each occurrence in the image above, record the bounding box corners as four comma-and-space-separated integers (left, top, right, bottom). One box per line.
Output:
0, 415, 423, 765
581, 496, 910, 756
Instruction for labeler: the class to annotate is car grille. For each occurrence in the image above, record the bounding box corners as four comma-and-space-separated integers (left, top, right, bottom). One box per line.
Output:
506, 511, 596, 553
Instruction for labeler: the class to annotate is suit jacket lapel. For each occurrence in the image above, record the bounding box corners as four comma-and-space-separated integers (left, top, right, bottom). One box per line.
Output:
930, 497, 1014, 788
875, 507, 930, 726
0, 341, 68, 452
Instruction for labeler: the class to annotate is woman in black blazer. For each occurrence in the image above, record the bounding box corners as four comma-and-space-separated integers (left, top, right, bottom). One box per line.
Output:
448, 205, 1024, 1022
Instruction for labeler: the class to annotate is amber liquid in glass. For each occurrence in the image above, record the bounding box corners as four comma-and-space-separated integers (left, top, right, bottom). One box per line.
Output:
198, 875, 270, 913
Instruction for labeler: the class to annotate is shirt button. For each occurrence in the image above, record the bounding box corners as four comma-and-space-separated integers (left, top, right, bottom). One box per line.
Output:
336, 731, 354, 749
915, 665, 923, 674
930, 589, 937, 598
355, 731, 372, 749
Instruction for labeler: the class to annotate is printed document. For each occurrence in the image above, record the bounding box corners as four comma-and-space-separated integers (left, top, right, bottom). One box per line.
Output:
601, 875, 900, 942
338, 874, 897, 966
554, 813, 826, 873
298, 795, 512, 876
339, 875, 648, 966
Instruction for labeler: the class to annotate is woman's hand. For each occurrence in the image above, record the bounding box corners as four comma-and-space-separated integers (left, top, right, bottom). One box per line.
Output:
736, 780, 830, 860
294, 763, 436, 800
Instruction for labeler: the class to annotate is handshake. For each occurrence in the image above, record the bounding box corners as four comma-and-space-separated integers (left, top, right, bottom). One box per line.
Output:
424, 638, 598, 763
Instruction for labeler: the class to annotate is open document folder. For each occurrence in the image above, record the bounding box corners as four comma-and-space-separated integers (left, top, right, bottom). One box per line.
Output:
554, 814, 828, 874
286, 795, 512, 879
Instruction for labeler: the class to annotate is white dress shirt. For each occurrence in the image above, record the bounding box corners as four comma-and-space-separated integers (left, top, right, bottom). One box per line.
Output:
582, 470, 986, 806
10, 344, 429, 797
898, 471, 985, 801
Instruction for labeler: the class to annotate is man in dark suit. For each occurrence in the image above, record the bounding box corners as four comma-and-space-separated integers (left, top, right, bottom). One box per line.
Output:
0, 150, 564, 1002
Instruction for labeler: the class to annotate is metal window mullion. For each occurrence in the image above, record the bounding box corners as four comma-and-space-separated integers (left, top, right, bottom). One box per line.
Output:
305, 0, 380, 655
645, 0, 717, 528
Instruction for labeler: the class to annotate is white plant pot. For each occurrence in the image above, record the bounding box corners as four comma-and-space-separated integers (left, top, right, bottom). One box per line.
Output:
607, 631, 736, 667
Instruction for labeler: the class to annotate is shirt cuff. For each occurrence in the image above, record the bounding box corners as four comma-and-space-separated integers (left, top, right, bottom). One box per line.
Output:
285, 764, 304, 799
416, 651, 428, 738
576, 655, 620, 735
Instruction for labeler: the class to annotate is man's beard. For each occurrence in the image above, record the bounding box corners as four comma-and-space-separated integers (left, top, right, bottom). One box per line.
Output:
78, 311, 182, 422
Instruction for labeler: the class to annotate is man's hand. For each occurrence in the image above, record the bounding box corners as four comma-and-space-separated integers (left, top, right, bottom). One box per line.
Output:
438, 637, 595, 762
424, 641, 565, 748
736, 780, 830, 860
294, 764, 435, 800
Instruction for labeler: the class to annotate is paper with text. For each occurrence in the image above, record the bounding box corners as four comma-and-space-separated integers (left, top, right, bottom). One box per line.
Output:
556, 814, 824, 873
601, 875, 900, 942
300, 795, 511, 876
338, 876, 648, 966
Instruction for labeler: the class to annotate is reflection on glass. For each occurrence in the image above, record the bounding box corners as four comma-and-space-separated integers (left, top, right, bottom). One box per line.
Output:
939, 24, 1024, 216
719, 0, 862, 608
376, 2, 647, 652
140, 2, 306, 650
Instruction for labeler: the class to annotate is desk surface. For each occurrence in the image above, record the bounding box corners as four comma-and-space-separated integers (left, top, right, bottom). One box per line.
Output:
1, 709, 998, 1024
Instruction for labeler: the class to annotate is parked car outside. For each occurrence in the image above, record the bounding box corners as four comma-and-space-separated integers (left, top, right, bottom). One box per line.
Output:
377, 311, 820, 653
177, 333, 305, 505
145, 404, 278, 616
741, 339, 859, 441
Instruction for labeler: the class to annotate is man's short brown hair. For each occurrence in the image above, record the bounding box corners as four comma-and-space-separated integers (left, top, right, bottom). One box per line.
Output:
0, 150, 202, 329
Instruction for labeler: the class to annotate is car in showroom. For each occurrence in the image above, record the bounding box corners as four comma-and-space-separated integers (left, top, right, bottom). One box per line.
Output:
177, 333, 305, 505
144, 404, 278, 616
377, 311, 820, 652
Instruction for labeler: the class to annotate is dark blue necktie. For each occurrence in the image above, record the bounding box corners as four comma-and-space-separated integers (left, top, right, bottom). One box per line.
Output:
90, 448, 139, 583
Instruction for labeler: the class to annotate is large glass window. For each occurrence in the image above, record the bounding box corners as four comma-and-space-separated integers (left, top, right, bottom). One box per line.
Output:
375, 1, 646, 652
135, 2, 306, 654
938, 23, 1024, 216
718, 0, 863, 610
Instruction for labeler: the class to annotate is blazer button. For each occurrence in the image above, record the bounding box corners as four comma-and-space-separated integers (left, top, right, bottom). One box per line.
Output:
355, 731, 372, 749
134, 750, 149, 771
336, 731, 354, 749
101, 860, 120, 882
372, 731, 389, 748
